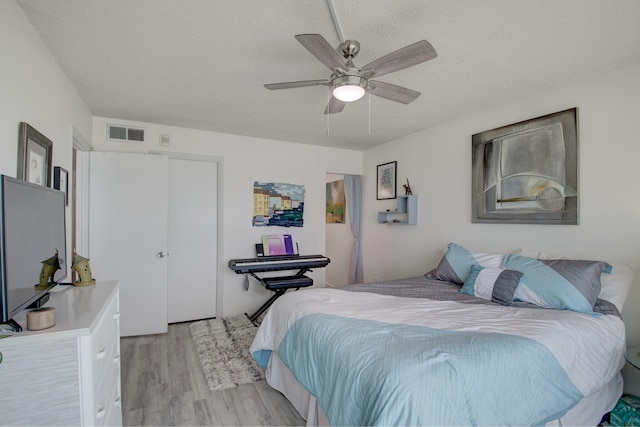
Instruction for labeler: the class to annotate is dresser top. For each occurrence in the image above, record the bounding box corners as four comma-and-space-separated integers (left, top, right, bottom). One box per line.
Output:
0, 281, 119, 344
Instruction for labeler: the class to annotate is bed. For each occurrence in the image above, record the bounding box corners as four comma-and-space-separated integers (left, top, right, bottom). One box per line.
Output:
249, 244, 636, 426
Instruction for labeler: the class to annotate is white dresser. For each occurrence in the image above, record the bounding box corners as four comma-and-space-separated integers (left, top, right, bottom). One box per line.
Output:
0, 281, 122, 426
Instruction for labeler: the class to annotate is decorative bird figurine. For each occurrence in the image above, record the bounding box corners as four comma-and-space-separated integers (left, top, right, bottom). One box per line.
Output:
403, 178, 413, 196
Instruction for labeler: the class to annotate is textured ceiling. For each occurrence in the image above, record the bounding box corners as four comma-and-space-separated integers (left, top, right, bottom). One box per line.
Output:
16, 0, 640, 150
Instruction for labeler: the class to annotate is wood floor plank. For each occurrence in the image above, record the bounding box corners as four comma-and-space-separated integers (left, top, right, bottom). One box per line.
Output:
121, 322, 306, 426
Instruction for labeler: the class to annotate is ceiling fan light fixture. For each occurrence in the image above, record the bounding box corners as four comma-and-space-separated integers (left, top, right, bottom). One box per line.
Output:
333, 84, 365, 102
332, 75, 367, 102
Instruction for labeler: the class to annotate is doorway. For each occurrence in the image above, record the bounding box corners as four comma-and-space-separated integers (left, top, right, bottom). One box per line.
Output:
326, 173, 362, 286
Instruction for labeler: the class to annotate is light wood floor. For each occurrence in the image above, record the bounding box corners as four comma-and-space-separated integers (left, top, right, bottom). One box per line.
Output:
120, 321, 306, 426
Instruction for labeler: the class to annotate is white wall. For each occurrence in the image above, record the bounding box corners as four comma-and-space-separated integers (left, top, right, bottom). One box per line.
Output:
326, 173, 353, 286
91, 118, 362, 317
362, 63, 640, 392
0, 0, 93, 278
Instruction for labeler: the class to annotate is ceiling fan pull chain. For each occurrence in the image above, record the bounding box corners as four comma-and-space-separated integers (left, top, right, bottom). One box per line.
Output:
326, 88, 331, 136
368, 91, 371, 135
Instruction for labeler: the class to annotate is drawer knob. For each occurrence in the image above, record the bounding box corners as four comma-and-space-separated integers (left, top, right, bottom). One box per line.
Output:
96, 404, 106, 419
96, 346, 107, 359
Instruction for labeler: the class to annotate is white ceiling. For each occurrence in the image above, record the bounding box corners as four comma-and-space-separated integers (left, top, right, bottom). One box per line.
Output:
16, 0, 640, 151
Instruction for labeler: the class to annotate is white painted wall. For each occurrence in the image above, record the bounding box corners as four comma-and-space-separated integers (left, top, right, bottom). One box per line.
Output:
362, 63, 640, 392
91, 118, 362, 317
0, 1, 93, 279
325, 173, 353, 286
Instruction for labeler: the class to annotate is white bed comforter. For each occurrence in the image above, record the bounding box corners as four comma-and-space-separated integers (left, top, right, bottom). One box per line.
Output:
250, 288, 626, 426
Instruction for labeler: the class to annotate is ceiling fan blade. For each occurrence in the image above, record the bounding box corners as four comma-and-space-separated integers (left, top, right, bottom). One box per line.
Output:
361, 40, 437, 79
264, 79, 330, 90
324, 96, 346, 115
295, 34, 347, 72
369, 80, 421, 104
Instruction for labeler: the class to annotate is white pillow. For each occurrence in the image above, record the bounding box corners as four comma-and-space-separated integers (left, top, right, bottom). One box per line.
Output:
600, 262, 636, 313
512, 249, 636, 313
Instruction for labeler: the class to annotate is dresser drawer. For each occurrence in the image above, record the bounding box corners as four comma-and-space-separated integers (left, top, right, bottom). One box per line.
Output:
93, 332, 120, 391
91, 292, 120, 367
95, 374, 122, 427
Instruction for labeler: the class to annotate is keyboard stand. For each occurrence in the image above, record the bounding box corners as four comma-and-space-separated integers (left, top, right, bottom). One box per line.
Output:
245, 271, 313, 325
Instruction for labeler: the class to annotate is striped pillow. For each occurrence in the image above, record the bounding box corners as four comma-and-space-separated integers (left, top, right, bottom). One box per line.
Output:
460, 265, 523, 306
503, 254, 612, 314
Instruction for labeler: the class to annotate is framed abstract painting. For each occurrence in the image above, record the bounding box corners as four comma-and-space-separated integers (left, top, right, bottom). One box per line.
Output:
472, 108, 578, 224
377, 161, 397, 200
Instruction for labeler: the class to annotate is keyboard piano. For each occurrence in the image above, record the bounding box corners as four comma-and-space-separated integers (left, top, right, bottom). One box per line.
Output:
228, 254, 330, 274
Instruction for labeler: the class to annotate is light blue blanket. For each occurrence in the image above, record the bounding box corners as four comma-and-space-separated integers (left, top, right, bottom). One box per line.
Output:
275, 313, 583, 426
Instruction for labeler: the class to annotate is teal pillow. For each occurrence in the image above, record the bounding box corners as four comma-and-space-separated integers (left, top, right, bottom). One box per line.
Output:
426, 242, 504, 284
460, 265, 523, 306
503, 254, 611, 314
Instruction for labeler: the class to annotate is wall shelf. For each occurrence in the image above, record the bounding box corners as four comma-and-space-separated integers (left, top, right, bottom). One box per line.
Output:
378, 195, 417, 225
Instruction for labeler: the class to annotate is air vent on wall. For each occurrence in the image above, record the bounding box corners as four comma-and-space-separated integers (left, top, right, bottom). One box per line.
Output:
107, 124, 145, 143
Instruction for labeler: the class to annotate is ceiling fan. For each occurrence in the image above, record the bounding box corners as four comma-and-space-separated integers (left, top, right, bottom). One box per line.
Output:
264, 34, 437, 114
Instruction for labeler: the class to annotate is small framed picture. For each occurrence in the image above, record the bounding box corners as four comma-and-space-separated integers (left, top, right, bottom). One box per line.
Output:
17, 122, 53, 187
53, 166, 69, 206
376, 161, 397, 200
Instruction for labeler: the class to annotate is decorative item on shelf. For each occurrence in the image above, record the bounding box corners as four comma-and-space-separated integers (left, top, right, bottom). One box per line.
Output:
71, 250, 96, 287
403, 178, 413, 195
37, 249, 61, 289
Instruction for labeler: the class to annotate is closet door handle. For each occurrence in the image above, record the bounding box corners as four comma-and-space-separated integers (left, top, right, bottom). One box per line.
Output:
156, 251, 169, 258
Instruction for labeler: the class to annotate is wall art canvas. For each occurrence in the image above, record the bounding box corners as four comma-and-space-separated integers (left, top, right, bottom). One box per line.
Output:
377, 161, 397, 200
17, 122, 53, 187
472, 108, 578, 224
253, 181, 305, 227
326, 179, 345, 224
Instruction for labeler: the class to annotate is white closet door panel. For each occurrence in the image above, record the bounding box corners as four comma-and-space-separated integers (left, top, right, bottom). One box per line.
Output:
167, 159, 217, 322
89, 152, 168, 336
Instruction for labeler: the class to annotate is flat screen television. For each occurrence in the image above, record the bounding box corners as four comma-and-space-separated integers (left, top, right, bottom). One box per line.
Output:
0, 175, 67, 331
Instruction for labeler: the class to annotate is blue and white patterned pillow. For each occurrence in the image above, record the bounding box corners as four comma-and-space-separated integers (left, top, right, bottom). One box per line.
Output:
503, 254, 612, 314
460, 265, 523, 306
426, 242, 504, 284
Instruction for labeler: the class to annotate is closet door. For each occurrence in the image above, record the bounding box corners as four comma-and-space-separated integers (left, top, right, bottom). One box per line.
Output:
89, 152, 168, 336
167, 158, 217, 323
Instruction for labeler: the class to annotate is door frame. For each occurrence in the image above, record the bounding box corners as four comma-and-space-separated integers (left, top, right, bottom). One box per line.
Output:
71, 127, 92, 273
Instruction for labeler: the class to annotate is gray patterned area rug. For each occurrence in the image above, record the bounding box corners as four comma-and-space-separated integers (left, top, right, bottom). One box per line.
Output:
189, 315, 264, 391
